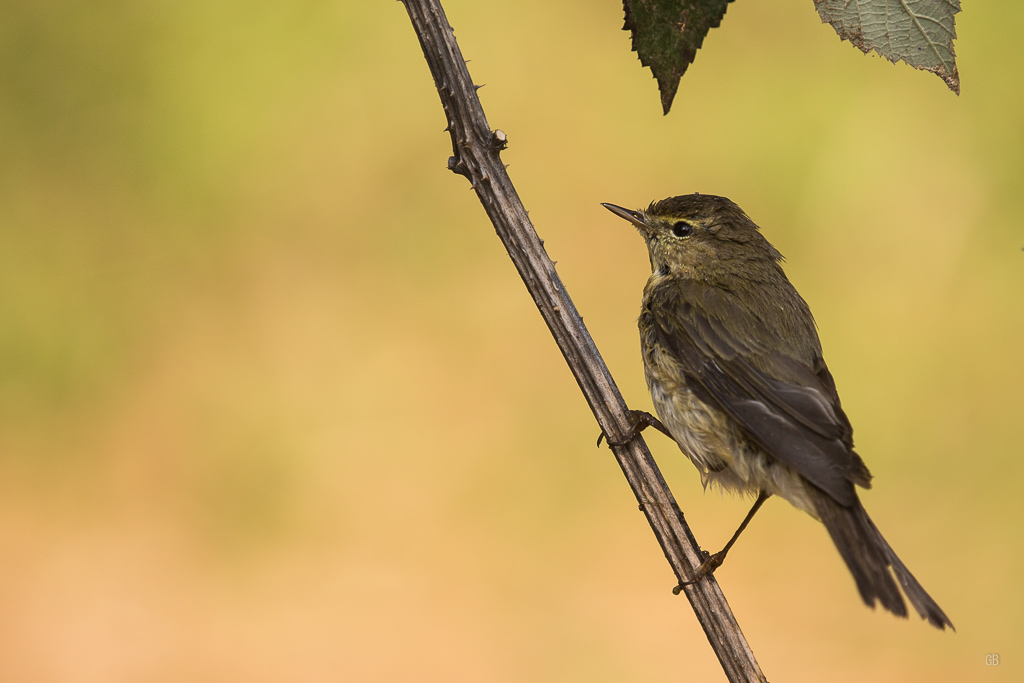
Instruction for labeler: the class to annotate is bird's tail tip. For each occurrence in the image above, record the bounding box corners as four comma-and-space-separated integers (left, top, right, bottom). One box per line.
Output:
864, 511, 955, 631
811, 487, 954, 630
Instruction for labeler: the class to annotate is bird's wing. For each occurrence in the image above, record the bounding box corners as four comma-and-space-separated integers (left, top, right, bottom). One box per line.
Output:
649, 287, 871, 507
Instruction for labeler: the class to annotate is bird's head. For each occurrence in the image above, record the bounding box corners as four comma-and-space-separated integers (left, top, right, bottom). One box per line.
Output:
602, 194, 783, 282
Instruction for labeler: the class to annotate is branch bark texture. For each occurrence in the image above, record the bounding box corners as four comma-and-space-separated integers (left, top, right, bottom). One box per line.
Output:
399, 1, 766, 680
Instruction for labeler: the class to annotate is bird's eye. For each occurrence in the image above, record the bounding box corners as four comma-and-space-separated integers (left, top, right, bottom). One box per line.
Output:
671, 221, 693, 237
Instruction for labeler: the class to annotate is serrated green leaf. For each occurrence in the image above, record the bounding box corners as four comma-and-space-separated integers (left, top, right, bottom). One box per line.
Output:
814, 0, 961, 94
622, 0, 733, 114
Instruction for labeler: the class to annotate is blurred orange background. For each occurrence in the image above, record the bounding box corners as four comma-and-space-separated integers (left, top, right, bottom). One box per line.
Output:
0, 1, 1021, 681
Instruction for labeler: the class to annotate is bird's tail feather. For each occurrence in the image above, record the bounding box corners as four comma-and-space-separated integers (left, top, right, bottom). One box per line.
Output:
809, 486, 953, 630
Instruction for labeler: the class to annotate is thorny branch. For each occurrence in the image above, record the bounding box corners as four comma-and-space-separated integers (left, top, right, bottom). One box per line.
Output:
399, 1, 766, 680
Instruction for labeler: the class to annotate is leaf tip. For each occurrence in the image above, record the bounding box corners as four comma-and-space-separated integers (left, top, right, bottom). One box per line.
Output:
659, 78, 679, 115
941, 67, 961, 96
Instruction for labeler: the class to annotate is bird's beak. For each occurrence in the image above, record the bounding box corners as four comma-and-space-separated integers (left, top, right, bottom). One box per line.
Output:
601, 203, 649, 229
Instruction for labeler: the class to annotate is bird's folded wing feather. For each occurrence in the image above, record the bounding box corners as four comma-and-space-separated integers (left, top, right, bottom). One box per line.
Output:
649, 288, 871, 507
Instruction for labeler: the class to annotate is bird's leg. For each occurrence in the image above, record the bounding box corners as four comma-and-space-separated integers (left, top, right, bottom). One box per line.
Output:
597, 410, 674, 448
675, 490, 772, 591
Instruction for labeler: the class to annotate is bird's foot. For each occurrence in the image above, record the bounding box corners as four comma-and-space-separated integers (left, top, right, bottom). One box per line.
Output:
597, 410, 673, 448
672, 549, 728, 593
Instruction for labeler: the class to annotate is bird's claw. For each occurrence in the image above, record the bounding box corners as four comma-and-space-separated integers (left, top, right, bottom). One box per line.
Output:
597, 410, 669, 449
597, 429, 633, 448
673, 550, 727, 593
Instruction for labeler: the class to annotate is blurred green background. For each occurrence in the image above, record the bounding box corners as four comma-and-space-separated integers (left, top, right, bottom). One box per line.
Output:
0, 0, 1020, 680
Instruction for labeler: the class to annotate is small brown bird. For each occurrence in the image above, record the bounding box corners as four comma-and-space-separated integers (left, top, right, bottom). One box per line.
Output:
603, 193, 952, 629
